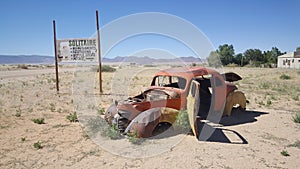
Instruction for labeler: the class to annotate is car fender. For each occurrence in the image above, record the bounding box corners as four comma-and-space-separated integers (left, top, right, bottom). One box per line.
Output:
125, 107, 162, 138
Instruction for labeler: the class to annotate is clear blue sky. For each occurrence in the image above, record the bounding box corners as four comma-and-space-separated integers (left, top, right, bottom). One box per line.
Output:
0, 0, 299, 58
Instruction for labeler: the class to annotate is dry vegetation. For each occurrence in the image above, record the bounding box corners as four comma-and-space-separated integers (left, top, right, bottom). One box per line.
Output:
0, 65, 299, 168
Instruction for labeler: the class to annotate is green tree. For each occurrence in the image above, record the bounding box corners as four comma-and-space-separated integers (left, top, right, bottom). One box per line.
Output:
234, 53, 248, 66
216, 44, 235, 65
263, 47, 286, 64
296, 47, 300, 52
207, 51, 222, 68
244, 49, 263, 66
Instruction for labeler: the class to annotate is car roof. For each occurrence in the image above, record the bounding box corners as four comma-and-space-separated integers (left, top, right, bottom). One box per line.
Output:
154, 66, 219, 79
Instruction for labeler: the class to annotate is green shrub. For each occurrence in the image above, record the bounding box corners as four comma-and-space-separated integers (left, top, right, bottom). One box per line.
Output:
292, 95, 299, 101
33, 141, 43, 149
260, 82, 271, 89
270, 95, 277, 100
15, 107, 21, 117
102, 124, 121, 140
280, 74, 291, 80
258, 101, 264, 106
98, 108, 105, 115
266, 99, 272, 106
288, 140, 300, 149
87, 118, 121, 140
127, 131, 143, 145
292, 112, 300, 123
49, 103, 55, 112
174, 110, 190, 132
32, 118, 45, 124
66, 112, 78, 122
87, 118, 102, 134
15, 112, 21, 117
144, 64, 156, 67
17, 64, 28, 69
97, 65, 116, 72
82, 133, 90, 139
280, 150, 290, 156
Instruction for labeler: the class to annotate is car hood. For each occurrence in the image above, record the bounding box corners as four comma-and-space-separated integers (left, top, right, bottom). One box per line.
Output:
222, 72, 242, 82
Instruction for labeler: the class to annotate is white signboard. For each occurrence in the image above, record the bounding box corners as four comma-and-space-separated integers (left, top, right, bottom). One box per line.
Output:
57, 38, 98, 62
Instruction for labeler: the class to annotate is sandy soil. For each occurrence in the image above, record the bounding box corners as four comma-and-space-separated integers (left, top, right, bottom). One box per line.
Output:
0, 65, 299, 169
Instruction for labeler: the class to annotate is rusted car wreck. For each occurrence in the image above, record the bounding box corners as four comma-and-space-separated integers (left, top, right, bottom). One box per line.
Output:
104, 66, 246, 138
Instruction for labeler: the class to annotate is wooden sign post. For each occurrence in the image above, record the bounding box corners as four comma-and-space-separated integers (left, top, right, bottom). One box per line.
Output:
96, 10, 103, 94
52, 10, 102, 94
53, 20, 59, 93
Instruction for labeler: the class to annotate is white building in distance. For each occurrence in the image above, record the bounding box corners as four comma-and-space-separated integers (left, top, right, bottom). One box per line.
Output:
277, 52, 300, 69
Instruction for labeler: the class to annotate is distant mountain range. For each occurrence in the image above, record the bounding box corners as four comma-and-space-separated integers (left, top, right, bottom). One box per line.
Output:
0, 55, 206, 65
0, 55, 54, 64
102, 56, 205, 64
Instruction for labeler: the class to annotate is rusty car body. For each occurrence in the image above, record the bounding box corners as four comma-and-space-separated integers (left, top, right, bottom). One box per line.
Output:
104, 66, 246, 138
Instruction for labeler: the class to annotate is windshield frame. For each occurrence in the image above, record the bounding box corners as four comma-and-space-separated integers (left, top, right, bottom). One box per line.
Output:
151, 75, 187, 90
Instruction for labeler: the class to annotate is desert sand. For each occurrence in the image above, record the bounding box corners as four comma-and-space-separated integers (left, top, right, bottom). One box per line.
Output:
0, 64, 299, 169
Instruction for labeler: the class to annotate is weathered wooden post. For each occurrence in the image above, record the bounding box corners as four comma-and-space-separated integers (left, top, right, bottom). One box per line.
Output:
53, 20, 59, 93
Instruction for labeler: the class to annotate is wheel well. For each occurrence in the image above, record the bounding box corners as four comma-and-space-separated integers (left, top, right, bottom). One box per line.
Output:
152, 122, 173, 136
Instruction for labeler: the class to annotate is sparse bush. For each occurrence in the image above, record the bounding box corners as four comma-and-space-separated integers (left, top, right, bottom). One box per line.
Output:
292, 112, 300, 123
33, 141, 43, 149
21, 137, 26, 142
280, 74, 291, 80
53, 124, 68, 128
49, 103, 55, 112
174, 110, 190, 132
102, 124, 121, 140
226, 63, 239, 67
57, 108, 62, 113
87, 104, 96, 110
280, 150, 290, 156
17, 64, 28, 69
87, 118, 102, 134
127, 131, 142, 145
82, 133, 90, 139
288, 140, 300, 149
15, 112, 21, 117
133, 76, 139, 80
266, 99, 272, 106
0, 125, 9, 129
47, 78, 56, 84
292, 95, 299, 101
98, 108, 105, 115
87, 118, 121, 139
270, 95, 277, 100
15, 107, 21, 117
66, 112, 78, 122
260, 82, 271, 89
32, 118, 45, 124
258, 101, 264, 106
96, 65, 116, 72
144, 64, 156, 67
